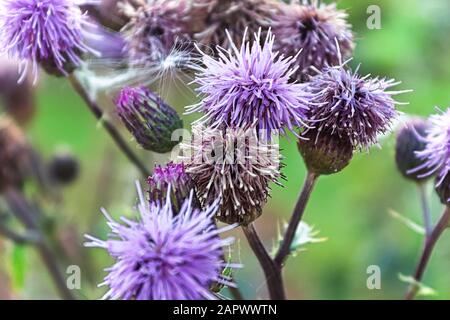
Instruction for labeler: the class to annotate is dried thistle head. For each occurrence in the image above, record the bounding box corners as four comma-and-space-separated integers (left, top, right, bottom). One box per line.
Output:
122, 0, 194, 67
272, 0, 354, 81
192, 0, 277, 50
179, 125, 282, 225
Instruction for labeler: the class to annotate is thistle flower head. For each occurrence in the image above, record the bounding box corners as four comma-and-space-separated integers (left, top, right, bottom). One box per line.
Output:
272, 0, 354, 81
410, 108, 450, 186
116, 86, 183, 154
304, 63, 404, 150
190, 29, 310, 139
0, 0, 95, 82
179, 125, 281, 225
192, 0, 276, 50
395, 118, 430, 183
147, 162, 200, 212
122, 0, 192, 66
85, 182, 236, 300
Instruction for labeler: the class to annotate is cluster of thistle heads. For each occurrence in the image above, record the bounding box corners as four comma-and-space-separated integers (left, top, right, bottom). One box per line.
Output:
3, 0, 445, 300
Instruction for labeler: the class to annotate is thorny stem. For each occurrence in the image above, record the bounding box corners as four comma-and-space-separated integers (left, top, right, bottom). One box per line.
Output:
242, 223, 286, 300
4, 188, 76, 300
405, 207, 450, 300
275, 171, 318, 266
418, 183, 432, 238
68, 74, 151, 178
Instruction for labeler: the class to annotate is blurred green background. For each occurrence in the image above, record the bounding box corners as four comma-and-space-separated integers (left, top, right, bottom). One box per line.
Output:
1, 0, 450, 299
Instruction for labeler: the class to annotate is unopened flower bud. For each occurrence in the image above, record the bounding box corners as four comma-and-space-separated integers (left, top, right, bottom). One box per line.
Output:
147, 162, 200, 213
298, 131, 353, 175
116, 87, 183, 154
395, 118, 430, 183
48, 150, 80, 185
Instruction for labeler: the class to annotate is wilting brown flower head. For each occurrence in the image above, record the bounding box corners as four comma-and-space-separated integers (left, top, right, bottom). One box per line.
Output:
179, 125, 281, 225
122, 0, 194, 66
271, 0, 354, 81
192, 0, 277, 50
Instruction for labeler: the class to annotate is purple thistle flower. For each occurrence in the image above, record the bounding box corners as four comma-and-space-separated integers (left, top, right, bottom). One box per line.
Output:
85, 182, 237, 300
0, 0, 95, 82
148, 162, 201, 212
122, 0, 193, 67
271, 0, 354, 81
304, 62, 406, 150
116, 86, 183, 154
409, 108, 450, 186
189, 29, 311, 139
179, 124, 282, 225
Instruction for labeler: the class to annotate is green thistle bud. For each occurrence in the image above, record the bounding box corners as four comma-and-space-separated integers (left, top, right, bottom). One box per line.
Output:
298, 131, 353, 175
116, 87, 183, 153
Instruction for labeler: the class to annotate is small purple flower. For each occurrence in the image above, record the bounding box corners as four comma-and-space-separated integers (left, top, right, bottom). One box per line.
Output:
272, 0, 354, 81
85, 182, 236, 300
148, 162, 200, 211
0, 0, 95, 82
304, 62, 406, 149
410, 108, 450, 185
189, 29, 310, 139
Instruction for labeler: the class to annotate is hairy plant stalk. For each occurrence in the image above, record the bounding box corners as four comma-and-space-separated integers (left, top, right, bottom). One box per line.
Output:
68, 75, 151, 178
405, 207, 450, 300
418, 183, 432, 238
275, 171, 318, 266
242, 223, 285, 300
4, 188, 76, 300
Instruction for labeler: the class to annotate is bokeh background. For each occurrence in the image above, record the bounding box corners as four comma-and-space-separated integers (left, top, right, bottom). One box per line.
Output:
1, 0, 450, 299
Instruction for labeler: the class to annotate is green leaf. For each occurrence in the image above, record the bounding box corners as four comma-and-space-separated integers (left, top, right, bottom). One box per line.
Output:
388, 209, 425, 235
399, 273, 437, 297
273, 221, 327, 257
9, 244, 27, 291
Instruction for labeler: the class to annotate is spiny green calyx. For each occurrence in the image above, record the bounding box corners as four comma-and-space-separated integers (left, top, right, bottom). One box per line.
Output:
298, 130, 353, 175
116, 86, 183, 153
